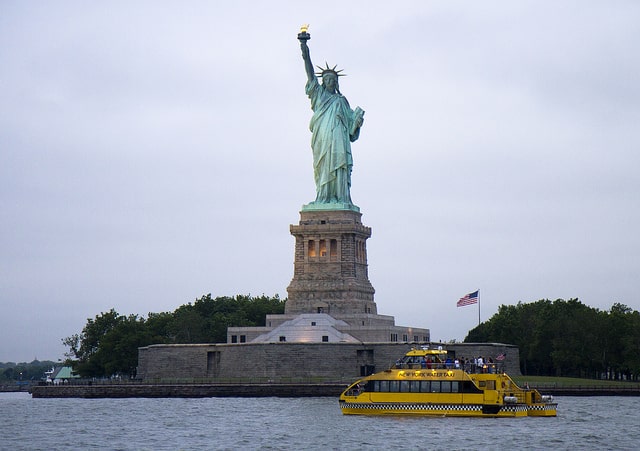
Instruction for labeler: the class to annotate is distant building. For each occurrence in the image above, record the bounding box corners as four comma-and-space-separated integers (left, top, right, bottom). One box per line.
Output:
45, 366, 79, 385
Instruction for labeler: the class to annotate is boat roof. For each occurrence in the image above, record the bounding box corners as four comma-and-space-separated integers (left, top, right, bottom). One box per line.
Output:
404, 347, 448, 357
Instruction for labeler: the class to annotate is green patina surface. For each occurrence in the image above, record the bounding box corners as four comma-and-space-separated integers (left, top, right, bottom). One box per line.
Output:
301, 201, 360, 212
299, 29, 364, 210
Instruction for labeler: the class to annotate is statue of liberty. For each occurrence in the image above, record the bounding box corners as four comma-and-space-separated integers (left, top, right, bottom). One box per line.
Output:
298, 26, 365, 209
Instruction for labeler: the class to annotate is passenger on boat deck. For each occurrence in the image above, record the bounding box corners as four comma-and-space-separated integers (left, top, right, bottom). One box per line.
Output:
454, 358, 460, 369
421, 357, 427, 368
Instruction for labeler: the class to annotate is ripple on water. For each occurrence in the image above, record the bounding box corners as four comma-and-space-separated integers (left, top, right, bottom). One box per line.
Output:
2, 394, 639, 450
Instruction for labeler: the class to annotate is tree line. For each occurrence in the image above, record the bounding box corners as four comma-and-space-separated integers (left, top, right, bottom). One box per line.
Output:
0, 360, 57, 382
62, 294, 284, 378
465, 299, 640, 380
62, 294, 639, 382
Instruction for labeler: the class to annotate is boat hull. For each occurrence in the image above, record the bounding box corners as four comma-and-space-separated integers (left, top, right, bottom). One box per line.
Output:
339, 400, 556, 417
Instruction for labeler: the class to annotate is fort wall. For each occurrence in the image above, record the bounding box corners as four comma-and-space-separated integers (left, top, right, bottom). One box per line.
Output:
137, 342, 520, 383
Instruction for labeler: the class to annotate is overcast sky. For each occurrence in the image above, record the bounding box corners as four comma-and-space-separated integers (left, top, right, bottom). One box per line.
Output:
2, 1, 639, 363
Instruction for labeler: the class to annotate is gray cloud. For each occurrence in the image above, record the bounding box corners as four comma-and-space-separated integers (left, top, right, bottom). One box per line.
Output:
1, 1, 639, 361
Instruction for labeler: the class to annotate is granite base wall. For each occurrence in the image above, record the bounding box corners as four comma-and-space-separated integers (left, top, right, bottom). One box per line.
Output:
137, 342, 520, 383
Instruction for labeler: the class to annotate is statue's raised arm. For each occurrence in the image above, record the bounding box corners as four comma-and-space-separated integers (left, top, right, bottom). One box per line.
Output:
299, 27, 315, 83
297, 26, 365, 210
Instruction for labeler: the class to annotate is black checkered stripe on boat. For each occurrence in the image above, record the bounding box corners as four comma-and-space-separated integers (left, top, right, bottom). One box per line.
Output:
339, 402, 482, 412
500, 405, 529, 413
527, 404, 557, 411
339, 402, 538, 413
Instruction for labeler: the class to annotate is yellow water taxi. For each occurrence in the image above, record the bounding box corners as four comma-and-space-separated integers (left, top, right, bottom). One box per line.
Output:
339, 347, 557, 417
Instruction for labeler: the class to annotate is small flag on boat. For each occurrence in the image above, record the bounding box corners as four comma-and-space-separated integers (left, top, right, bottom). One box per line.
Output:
496, 353, 506, 361
457, 290, 479, 307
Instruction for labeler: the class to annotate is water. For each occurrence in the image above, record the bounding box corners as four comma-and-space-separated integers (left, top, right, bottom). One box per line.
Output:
1, 393, 638, 450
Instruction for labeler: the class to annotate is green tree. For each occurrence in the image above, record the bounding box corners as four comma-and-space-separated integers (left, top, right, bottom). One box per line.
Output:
464, 298, 639, 380
606, 303, 633, 380
621, 309, 640, 380
99, 314, 153, 377
63, 309, 124, 377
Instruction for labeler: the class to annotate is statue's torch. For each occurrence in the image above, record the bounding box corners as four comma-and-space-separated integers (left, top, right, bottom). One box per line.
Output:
298, 24, 310, 42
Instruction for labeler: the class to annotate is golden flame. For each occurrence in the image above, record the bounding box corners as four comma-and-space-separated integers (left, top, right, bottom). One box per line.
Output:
300, 24, 309, 34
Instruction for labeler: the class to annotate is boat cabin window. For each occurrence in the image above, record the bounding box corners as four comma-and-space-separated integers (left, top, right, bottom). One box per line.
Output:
368, 380, 466, 393
461, 381, 483, 393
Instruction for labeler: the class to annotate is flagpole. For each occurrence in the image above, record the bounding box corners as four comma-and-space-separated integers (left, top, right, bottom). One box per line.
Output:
478, 290, 481, 326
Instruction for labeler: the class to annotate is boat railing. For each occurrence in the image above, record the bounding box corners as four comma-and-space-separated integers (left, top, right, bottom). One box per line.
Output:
392, 362, 508, 376
463, 362, 504, 374
394, 363, 453, 370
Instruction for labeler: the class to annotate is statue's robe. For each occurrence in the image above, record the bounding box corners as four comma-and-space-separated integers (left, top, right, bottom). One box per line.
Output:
306, 77, 361, 204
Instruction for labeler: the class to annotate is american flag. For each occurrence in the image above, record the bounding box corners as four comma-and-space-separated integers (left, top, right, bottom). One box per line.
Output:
457, 290, 479, 307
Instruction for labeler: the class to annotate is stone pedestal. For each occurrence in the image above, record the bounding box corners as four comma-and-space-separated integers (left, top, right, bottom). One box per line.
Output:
285, 209, 377, 315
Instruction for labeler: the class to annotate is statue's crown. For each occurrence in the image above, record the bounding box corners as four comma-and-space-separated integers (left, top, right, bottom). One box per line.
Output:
315, 62, 345, 78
